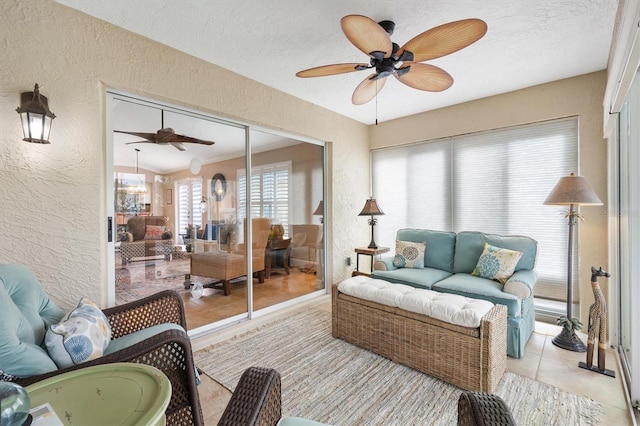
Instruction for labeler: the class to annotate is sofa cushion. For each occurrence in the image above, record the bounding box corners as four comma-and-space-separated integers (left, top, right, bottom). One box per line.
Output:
472, 243, 523, 283
433, 273, 522, 317
393, 240, 426, 269
396, 229, 456, 272
372, 267, 452, 289
454, 231, 537, 274
44, 298, 112, 368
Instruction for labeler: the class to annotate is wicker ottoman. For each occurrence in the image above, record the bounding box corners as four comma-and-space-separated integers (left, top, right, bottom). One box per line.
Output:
332, 276, 507, 392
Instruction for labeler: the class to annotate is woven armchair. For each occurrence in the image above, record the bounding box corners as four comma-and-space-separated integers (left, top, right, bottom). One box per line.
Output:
457, 392, 516, 426
218, 367, 282, 426
9, 288, 204, 426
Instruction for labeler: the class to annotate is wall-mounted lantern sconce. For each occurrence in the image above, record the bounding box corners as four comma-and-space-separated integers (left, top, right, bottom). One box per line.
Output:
15, 84, 56, 144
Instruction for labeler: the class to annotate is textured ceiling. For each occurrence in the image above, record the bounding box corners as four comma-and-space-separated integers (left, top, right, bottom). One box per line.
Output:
56, 0, 619, 126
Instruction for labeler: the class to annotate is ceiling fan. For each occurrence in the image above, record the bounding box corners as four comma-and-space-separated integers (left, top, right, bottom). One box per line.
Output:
296, 15, 487, 105
114, 110, 215, 151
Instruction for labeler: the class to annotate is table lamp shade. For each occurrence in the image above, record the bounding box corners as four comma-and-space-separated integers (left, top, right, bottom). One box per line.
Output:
359, 198, 385, 216
313, 200, 324, 216
543, 173, 602, 206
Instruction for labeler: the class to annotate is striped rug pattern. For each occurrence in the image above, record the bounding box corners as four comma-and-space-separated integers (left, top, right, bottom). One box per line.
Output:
195, 309, 600, 425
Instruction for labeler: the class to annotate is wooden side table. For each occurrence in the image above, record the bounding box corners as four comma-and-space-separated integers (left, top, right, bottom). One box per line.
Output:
266, 238, 291, 278
26, 363, 171, 426
354, 246, 390, 275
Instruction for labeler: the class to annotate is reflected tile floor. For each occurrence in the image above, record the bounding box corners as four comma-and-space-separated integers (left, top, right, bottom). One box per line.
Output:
194, 298, 634, 425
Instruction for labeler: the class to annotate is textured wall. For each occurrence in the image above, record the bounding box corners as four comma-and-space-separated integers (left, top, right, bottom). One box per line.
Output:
0, 0, 369, 309
369, 71, 609, 324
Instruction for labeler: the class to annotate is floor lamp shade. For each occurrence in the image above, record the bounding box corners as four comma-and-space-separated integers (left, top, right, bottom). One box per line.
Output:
544, 173, 602, 352
543, 173, 602, 206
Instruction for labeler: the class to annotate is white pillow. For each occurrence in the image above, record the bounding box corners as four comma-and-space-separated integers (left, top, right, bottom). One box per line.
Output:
45, 298, 112, 368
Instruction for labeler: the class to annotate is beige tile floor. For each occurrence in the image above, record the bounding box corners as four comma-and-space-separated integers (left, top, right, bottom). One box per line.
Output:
193, 297, 635, 425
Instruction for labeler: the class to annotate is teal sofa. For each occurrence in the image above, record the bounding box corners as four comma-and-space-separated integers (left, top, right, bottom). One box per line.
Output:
372, 229, 538, 358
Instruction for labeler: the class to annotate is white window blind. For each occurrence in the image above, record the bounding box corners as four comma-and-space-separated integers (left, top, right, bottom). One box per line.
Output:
176, 178, 203, 235
372, 118, 579, 302
238, 161, 291, 235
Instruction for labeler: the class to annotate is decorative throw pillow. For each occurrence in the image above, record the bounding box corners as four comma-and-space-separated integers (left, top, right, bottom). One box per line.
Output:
392, 240, 426, 269
472, 243, 523, 283
144, 225, 166, 240
44, 298, 112, 368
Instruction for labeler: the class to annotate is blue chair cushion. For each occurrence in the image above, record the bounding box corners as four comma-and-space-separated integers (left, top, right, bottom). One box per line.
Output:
0, 264, 65, 378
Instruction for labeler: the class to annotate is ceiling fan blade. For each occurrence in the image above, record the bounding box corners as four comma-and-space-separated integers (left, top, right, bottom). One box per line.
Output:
395, 63, 453, 92
125, 141, 156, 146
341, 15, 393, 59
155, 128, 215, 145
296, 63, 370, 78
398, 18, 487, 62
170, 142, 186, 151
114, 130, 158, 142
352, 74, 386, 105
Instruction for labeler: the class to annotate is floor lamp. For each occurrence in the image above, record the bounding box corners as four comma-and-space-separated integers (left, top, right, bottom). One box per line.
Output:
544, 172, 602, 352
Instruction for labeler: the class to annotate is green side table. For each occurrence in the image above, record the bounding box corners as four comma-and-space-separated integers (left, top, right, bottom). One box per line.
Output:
26, 363, 171, 425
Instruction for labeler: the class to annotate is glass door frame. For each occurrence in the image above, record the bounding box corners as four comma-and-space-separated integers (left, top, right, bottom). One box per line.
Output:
105, 89, 327, 338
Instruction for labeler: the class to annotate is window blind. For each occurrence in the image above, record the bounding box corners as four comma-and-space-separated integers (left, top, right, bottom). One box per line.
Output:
372, 117, 579, 302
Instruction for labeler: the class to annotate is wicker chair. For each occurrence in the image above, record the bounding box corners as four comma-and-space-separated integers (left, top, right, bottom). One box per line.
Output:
457, 392, 516, 426
0, 264, 203, 426
218, 367, 282, 426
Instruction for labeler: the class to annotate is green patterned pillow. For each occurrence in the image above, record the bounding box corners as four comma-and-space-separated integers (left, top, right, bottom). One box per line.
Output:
393, 240, 426, 269
472, 243, 523, 283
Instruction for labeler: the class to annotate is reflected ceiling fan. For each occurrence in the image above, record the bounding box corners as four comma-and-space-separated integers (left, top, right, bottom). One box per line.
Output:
296, 15, 487, 105
114, 110, 215, 151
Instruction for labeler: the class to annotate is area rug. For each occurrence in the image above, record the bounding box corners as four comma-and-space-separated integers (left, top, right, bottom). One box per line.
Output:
195, 309, 601, 425
115, 258, 191, 304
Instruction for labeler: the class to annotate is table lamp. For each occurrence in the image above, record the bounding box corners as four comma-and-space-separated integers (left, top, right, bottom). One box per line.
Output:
359, 197, 384, 249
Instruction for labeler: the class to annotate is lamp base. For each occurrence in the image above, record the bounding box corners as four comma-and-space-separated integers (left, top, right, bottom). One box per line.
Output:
552, 327, 587, 352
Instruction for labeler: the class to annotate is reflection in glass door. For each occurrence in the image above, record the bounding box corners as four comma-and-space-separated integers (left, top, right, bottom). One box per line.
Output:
246, 129, 325, 313
109, 91, 325, 335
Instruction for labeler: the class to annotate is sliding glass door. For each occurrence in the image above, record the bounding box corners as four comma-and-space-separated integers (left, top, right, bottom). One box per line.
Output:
615, 71, 640, 407
107, 91, 325, 335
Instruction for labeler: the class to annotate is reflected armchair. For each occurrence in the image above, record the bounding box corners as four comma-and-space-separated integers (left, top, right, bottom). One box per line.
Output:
190, 218, 272, 295
0, 264, 203, 425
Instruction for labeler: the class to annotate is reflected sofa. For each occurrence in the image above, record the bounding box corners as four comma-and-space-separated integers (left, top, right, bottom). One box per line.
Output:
120, 216, 173, 265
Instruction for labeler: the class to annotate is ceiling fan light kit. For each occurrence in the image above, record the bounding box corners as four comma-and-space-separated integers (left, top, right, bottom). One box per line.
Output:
296, 15, 487, 105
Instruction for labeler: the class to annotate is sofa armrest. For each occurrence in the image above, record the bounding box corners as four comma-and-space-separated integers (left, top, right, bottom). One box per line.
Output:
373, 255, 397, 272
504, 270, 537, 299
